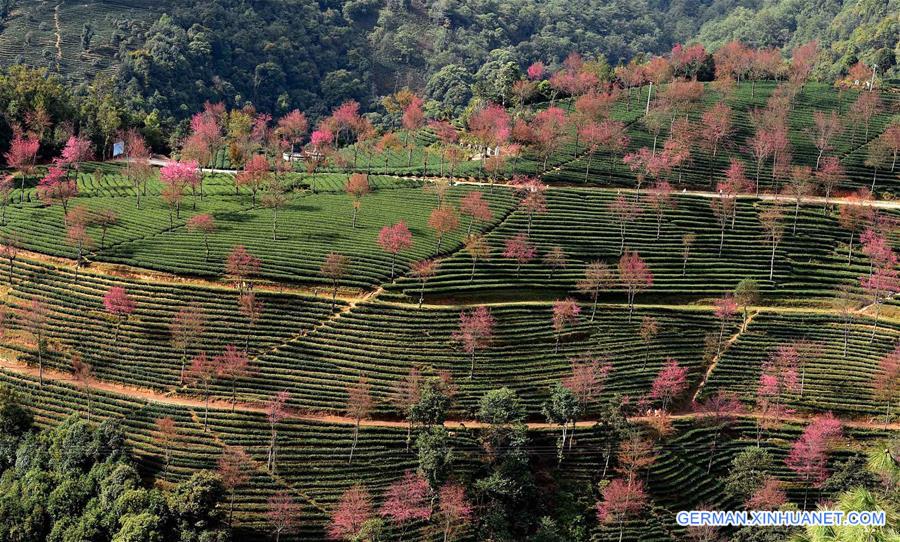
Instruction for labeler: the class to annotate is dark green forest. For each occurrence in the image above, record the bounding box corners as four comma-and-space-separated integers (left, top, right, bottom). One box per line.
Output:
0, 0, 895, 133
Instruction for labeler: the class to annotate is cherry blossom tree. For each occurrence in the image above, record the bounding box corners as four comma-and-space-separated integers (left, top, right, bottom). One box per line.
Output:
71, 352, 93, 420
610, 195, 642, 253
808, 110, 844, 169
552, 298, 581, 353
438, 482, 472, 542
4, 131, 39, 203
713, 295, 738, 355
527, 62, 545, 81
267, 490, 302, 542
786, 414, 843, 508
746, 477, 787, 510
635, 316, 660, 370
346, 376, 373, 464
186, 214, 216, 261
693, 390, 743, 473
160, 160, 201, 212
57, 135, 94, 180
186, 352, 217, 430
309, 128, 334, 168
66, 207, 93, 281
577, 261, 614, 322
410, 259, 439, 308
22, 299, 48, 387
759, 204, 786, 280
183, 108, 222, 173
468, 104, 511, 174
681, 233, 696, 276
859, 244, 898, 339
747, 121, 773, 195
816, 156, 845, 208
37, 166, 77, 218
649, 358, 689, 411
582, 119, 630, 182
453, 306, 495, 377
154, 416, 178, 474
261, 175, 287, 240
502, 232, 535, 277
378, 221, 413, 279
530, 106, 568, 171
398, 96, 425, 167
713, 41, 752, 83
391, 366, 423, 449
428, 206, 459, 252
783, 166, 814, 234
789, 41, 819, 88
321, 252, 350, 309
699, 103, 734, 180
226, 245, 261, 294
276, 109, 308, 158
160, 178, 184, 228
838, 189, 875, 265
266, 390, 290, 473
618, 251, 653, 321
645, 181, 674, 240
596, 478, 648, 542
88, 208, 117, 251
464, 234, 490, 282
236, 154, 270, 204
848, 91, 882, 143
562, 357, 611, 448
228, 283, 257, 346
171, 303, 207, 385
215, 344, 251, 411
0, 174, 13, 226
512, 177, 547, 235
459, 191, 492, 235
218, 445, 253, 525
755, 344, 800, 442
670, 42, 707, 79
345, 173, 370, 228
123, 129, 153, 207
328, 484, 374, 541
873, 346, 900, 425
882, 121, 900, 172
103, 286, 135, 342
380, 471, 432, 540
865, 136, 891, 192
543, 246, 567, 279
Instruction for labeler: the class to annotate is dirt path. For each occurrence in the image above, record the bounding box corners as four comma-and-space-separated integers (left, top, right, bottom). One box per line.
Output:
52, 2, 63, 70
2, 354, 896, 432
402, 175, 900, 210
692, 310, 758, 402
126, 156, 900, 211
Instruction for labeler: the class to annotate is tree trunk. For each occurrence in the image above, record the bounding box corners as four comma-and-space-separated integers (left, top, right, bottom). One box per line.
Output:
847, 231, 854, 266
349, 421, 359, 464
272, 208, 278, 241
769, 241, 777, 280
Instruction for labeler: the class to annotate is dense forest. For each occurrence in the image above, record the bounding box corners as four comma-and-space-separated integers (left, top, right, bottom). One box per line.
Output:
0, 0, 895, 140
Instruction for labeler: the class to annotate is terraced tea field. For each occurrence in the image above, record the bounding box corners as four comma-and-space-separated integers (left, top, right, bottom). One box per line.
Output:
0, 79, 897, 541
